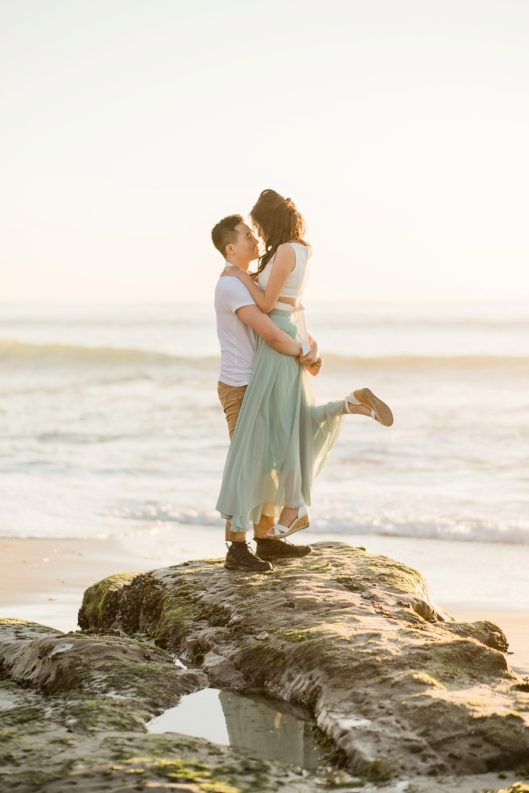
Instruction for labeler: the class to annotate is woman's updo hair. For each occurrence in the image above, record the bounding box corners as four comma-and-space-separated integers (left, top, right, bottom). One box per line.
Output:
250, 189, 308, 275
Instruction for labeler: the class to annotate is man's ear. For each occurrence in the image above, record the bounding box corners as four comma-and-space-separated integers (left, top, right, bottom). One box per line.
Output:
225, 242, 234, 258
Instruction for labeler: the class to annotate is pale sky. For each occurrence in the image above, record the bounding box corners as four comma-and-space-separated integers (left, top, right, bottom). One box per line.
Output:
1, 0, 528, 303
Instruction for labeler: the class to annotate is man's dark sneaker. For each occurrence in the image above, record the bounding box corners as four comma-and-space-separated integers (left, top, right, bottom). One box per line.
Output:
224, 541, 273, 572
255, 537, 312, 561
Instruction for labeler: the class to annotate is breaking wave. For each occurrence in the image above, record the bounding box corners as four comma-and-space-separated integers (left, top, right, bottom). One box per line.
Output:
2, 339, 529, 371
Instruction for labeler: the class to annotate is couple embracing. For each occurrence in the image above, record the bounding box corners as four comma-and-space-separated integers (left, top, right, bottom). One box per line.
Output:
212, 189, 393, 573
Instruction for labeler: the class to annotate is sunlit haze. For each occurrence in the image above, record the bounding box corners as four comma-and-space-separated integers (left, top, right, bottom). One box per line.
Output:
1, 0, 528, 303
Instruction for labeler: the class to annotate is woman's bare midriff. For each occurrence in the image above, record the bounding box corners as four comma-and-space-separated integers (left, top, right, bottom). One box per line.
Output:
277, 295, 298, 306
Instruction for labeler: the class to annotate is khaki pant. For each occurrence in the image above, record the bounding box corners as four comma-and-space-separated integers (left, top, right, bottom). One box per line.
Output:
217, 381, 247, 439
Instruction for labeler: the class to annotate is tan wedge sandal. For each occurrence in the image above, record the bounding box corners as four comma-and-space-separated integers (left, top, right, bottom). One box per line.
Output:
345, 387, 394, 427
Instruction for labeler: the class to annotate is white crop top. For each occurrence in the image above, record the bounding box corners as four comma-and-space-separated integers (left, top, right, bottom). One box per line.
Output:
259, 241, 310, 302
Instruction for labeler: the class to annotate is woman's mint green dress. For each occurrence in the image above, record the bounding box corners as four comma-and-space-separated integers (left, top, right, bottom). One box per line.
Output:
216, 243, 345, 533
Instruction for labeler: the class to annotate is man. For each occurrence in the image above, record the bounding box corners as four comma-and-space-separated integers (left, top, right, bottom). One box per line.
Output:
212, 214, 321, 573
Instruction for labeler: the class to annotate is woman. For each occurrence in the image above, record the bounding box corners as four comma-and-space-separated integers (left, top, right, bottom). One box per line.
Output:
216, 189, 393, 539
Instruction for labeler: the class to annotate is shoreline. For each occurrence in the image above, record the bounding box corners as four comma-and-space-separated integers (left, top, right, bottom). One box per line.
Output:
1, 533, 528, 677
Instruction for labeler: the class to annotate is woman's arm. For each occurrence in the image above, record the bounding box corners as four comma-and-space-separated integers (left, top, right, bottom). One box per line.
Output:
222, 244, 296, 312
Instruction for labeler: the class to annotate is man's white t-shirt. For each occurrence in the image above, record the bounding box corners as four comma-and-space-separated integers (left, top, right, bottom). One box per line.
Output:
214, 274, 256, 387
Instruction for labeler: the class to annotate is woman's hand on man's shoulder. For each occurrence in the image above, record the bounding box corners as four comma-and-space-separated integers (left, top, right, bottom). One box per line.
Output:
220, 266, 243, 279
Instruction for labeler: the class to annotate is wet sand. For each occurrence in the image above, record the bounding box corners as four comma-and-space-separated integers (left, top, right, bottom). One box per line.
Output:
0, 532, 217, 633
1, 533, 528, 676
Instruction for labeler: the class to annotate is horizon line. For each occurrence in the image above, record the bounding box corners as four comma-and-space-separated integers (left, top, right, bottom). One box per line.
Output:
2, 297, 529, 306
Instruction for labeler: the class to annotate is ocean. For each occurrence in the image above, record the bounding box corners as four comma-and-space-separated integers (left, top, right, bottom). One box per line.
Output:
1, 300, 528, 548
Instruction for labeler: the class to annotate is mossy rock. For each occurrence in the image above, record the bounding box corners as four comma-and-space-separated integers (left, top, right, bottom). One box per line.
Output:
77, 571, 140, 632
17, 541, 529, 786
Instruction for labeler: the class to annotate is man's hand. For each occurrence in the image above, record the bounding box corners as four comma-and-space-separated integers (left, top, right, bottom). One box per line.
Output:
299, 335, 322, 376
299, 337, 318, 367
307, 357, 323, 376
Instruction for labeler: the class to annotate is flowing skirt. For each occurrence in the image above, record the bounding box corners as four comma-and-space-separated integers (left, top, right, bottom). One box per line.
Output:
216, 309, 345, 532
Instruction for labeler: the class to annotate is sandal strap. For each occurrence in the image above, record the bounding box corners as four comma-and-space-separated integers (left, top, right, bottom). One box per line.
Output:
266, 524, 288, 538
344, 392, 362, 413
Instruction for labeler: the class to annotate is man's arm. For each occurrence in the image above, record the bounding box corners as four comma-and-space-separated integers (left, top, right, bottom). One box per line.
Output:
236, 305, 302, 357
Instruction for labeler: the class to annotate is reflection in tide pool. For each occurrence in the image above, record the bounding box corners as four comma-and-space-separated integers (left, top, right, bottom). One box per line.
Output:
147, 687, 322, 770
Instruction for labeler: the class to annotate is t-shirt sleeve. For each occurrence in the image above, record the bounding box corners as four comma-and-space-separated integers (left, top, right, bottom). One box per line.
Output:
219, 278, 255, 313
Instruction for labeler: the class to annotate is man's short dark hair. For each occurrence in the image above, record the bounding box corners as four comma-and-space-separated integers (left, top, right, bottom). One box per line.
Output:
211, 214, 244, 258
